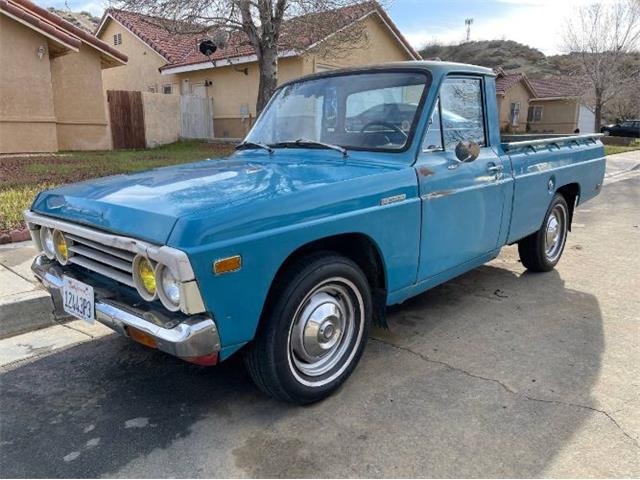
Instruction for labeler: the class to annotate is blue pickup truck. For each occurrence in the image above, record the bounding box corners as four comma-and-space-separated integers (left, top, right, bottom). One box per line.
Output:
26, 62, 605, 404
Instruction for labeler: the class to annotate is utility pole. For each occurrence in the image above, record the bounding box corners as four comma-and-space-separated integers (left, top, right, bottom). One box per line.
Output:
465, 18, 473, 42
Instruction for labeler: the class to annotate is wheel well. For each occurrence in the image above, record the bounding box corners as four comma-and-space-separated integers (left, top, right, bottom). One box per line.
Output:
556, 183, 580, 230
263, 233, 388, 327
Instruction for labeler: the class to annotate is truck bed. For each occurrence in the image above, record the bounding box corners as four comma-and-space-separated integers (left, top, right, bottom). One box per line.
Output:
499, 133, 606, 244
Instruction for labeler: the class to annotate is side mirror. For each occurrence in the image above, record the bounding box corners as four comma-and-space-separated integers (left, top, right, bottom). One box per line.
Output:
455, 141, 480, 163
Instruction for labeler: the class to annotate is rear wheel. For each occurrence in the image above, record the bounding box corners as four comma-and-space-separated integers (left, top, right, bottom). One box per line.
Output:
244, 252, 372, 404
518, 194, 569, 272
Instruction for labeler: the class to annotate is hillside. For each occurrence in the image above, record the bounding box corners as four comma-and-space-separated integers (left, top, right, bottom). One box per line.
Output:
47, 7, 100, 33
418, 40, 582, 77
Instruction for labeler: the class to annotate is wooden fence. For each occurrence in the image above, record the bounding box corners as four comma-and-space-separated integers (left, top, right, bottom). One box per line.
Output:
107, 90, 146, 149
107, 91, 214, 149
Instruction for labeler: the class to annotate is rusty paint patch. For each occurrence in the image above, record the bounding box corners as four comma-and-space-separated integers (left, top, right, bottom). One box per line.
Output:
426, 190, 453, 199
418, 166, 436, 177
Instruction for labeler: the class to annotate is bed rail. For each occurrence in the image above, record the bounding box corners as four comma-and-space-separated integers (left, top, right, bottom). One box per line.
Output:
501, 133, 604, 152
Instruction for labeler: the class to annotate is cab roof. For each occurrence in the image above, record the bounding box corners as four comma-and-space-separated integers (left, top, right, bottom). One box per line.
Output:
279, 60, 495, 88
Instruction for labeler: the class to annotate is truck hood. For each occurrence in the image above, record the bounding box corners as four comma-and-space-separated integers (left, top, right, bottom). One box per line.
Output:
31, 151, 397, 245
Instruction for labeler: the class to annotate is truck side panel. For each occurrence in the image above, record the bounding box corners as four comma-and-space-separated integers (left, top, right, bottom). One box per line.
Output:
505, 141, 605, 244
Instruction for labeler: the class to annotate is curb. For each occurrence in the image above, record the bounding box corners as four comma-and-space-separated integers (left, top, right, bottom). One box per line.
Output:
0, 289, 56, 339
0, 228, 30, 245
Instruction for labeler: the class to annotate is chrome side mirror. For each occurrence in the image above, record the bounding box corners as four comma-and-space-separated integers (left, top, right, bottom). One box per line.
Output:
455, 141, 480, 163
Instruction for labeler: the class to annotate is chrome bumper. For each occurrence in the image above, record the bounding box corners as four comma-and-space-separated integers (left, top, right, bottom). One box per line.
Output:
31, 255, 221, 363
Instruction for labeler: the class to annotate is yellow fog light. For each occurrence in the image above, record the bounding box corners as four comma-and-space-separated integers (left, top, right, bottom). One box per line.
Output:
53, 230, 69, 265
133, 255, 157, 300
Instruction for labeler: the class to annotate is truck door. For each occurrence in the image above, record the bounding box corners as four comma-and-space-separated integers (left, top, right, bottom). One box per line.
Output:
415, 76, 509, 281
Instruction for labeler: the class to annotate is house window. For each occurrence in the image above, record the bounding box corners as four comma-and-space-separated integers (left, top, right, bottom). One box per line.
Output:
527, 105, 543, 123
162, 84, 173, 95
510, 102, 521, 126
113, 33, 122, 46
147, 85, 157, 93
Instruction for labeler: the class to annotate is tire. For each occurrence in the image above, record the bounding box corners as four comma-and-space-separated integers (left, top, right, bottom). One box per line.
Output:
244, 252, 372, 404
518, 194, 569, 272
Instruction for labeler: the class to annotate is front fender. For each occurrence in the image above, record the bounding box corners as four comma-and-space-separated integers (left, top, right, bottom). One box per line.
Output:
169, 170, 421, 357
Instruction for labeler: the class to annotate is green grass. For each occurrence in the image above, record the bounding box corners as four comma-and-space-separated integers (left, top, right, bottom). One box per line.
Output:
604, 144, 640, 156
0, 141, 234, 232
0, 185, 56, 233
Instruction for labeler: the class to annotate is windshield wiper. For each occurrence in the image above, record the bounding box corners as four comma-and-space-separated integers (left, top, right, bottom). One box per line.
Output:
235, 141, 273, 154
271, 138, 348, 157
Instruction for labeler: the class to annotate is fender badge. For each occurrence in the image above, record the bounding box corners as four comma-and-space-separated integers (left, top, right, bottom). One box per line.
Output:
380, 194, 406, 206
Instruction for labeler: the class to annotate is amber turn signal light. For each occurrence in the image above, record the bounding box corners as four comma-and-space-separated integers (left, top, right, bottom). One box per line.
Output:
213, 255, 241, 275
127, 326, 158, 349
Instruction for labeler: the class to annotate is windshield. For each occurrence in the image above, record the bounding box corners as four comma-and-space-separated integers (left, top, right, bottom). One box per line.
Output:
246, 71, 430, 152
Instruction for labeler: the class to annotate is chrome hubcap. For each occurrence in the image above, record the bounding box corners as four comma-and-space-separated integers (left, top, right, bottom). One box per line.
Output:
288, 277, 363, 383
544, 204, 567, 261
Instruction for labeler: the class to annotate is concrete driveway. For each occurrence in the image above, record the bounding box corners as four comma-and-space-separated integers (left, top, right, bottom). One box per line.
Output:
0, 159, 638, 478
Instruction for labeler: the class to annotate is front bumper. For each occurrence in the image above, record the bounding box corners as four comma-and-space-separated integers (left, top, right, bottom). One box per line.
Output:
32, 255, 221, 365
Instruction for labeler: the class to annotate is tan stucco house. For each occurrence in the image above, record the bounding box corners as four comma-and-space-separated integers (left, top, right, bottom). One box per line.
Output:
495, 69, 594, 134
0, 0, 127, 153
96, 1, 421, 138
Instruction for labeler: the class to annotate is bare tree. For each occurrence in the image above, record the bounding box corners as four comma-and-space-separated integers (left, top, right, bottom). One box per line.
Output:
562, 0, 640, 130
605, 75, 640, 121
110, 0, 378, 114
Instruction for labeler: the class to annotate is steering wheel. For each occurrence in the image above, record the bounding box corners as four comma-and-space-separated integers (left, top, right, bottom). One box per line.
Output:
360, 121, 408, 139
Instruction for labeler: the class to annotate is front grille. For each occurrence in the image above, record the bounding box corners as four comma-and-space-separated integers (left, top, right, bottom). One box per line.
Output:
64, 232, 136, 288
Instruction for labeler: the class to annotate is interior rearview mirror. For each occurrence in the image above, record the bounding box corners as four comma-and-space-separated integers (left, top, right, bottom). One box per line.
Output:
455, 141, 480, 163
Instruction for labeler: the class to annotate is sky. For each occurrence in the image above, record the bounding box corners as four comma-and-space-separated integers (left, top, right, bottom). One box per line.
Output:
37, 0, 611, 55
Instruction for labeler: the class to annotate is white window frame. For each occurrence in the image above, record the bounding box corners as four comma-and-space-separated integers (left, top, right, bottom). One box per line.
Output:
162, 84, 173, 95
528, 105, 543, 123
510, 101, 521, 126
113, 33, 122, 46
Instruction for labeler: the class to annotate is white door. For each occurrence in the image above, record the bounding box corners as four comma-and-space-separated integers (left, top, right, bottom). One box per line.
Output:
192, 84, 207, 97
578, 104, 595, 133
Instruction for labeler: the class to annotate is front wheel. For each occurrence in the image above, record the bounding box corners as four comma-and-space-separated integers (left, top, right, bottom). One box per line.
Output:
518, 194, 569, 272
244, 252, 372, 404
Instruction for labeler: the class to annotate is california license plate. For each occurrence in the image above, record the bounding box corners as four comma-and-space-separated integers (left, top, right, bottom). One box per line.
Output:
62, 276, 95, 324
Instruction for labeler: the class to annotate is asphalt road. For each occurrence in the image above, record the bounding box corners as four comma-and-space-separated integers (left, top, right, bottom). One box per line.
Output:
1, 160, 639, 477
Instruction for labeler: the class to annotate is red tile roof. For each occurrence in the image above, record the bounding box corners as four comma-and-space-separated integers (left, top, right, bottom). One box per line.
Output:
528, 77, 584, 98
494, 69, 583, 99
0, 0, 127, 64
98, 9, 199, 64
98, 1, 419, 71
495, 72, 526, 95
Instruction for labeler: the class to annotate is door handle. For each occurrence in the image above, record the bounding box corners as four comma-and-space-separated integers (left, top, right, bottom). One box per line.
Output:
487, 163, 503, 174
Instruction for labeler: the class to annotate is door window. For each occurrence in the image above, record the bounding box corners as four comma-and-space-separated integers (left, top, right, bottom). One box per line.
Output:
439, 77, 486, 150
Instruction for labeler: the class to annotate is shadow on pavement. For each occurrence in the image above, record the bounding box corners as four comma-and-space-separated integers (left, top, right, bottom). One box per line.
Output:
0, 263, 605, 477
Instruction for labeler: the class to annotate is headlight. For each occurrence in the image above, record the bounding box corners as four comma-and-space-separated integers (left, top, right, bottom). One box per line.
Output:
133, 255, 157, 301
40, 227, 55, 259
53, 230, 69, 265
156, 265, 181, 311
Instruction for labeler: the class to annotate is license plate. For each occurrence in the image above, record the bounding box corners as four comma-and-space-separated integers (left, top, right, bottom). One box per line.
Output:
62, 276, 95, 324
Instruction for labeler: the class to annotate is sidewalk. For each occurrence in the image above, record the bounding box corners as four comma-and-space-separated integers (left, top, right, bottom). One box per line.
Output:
604, 149, 640, 183
0, 319, 113, 370
0, 241, 55, 338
